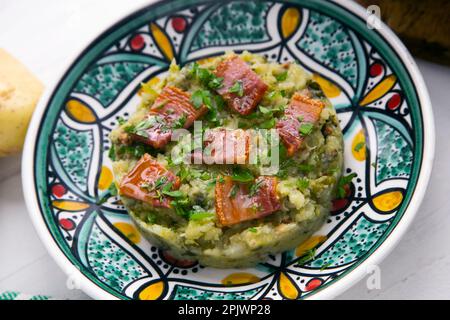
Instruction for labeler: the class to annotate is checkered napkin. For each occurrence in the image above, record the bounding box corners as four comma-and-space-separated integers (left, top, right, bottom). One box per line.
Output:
0, 291, 51, 300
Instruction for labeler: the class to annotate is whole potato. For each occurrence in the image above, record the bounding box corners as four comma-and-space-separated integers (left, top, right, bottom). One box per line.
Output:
0, 49, 43, 157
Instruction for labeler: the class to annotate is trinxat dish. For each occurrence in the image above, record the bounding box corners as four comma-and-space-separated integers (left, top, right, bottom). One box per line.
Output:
110, 52, 344, 268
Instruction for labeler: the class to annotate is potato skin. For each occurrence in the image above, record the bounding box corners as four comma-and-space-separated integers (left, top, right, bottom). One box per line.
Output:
0, 49, 43, 157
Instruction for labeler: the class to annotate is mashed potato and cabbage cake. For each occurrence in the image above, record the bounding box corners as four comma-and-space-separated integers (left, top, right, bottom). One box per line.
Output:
110, 52, 344, 268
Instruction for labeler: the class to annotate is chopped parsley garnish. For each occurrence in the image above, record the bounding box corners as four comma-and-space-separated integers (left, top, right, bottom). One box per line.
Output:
108, 144, 116, 161
320, 262, 332, 271
276, 158, 295, 178
123, 124, 136, 134
154, 176, 168, 189
140, 82, 157, 95
177, 166, 190, 182
162, 189, 184, 198
298, 164, 313, 172
259, 118, 276, 129
229, 80, 244, 97
189, 62, 223, 90
117, 117, 126, 125
117, 143, 154, 159
153, 99, 169, 110
200, 172, 211, 181
299, 123, 314, 136
147, 214, 157, 224
231, 167, 254, 183
258, 105, 271, 115
191, 90, 206, 109
98, 182, 118, 204
297, 178, 309, 190
172, 114, 187, 129
189, 212, 214, 221
296, 248, 316, 266
336, 173, 357, 198
249, 179, 264, 197
354, 141, 365, 152
208, 76, 224, 89
171, 200, 189, 218
127, 116, 167, 137
275, 71, 288, 82
248, 227, 258, 233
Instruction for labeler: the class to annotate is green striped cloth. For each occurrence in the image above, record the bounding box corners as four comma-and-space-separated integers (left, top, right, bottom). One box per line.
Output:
0, 291, 51, 300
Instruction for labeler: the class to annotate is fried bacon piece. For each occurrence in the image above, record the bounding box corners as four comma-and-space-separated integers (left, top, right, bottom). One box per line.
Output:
215, 176, 280, 226
192, 129, 251, 164
119, 154, 180, 208
130, 86, 208, 149
276, 92, 324, 156
214, 56, 268, 115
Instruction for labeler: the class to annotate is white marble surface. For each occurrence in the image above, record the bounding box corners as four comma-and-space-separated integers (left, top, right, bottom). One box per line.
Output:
0, 0, 449, 300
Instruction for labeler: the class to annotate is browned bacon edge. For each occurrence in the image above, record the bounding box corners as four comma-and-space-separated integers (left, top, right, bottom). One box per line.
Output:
215, 176, 280, 226
214, 56, 268, 115
119, 153, 180, 208
130, 86, 208, 149
276, 92, 324, 156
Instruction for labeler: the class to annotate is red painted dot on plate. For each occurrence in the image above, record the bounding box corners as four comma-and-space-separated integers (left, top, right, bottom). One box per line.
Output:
369, 63, 383, 77
162, 250, 197, 268
52, 184, 66, 198
305, 278, 323, 291
59, 218, 75, 231
171, 16, 187, 33
332, 198, 349, 212
387, 93, 402, 110
130, 34, 145, 51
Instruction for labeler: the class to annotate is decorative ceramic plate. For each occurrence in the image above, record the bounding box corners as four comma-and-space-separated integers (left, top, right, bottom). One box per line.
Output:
23, 0, 434, 300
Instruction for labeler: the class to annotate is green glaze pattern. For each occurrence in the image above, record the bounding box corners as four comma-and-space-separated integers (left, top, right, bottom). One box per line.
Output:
374, 119, 413, 183
29, 0, 426, 300
53, 120, 93, 191
298, 11, 357, 87
309, 216, 390, 268
191, 2, 271, 51
73, 62, 149, 106
87, 223, 147, 291
172, 285, 264, 300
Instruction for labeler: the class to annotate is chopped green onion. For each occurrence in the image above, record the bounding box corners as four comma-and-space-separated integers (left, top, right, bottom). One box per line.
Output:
189, 212, 214, 221
336, 173, 357, 198
298, 164, 313, 172
229, 80, 244, 97
259, 118, 275, 129
231, 167, 254, 183
275, 71, 288, 82
297, 178, 309, 190
354, 141, 365, 152
299, 123, 314, 136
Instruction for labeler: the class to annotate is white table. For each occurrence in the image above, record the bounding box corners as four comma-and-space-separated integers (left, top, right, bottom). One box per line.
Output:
1, 0, 449, 300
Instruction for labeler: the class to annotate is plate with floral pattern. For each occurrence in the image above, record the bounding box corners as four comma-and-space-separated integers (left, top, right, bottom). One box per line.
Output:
23, 0, 434, 300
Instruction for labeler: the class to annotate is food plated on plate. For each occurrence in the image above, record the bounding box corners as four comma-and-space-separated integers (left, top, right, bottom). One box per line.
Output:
110, 52, 344, 268
23, 0, 433, 300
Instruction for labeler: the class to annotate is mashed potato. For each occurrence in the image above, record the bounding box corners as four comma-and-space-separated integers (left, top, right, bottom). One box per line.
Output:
110, 52, 343, 268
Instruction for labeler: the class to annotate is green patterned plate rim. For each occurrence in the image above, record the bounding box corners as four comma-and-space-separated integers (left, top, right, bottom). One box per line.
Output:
22, 0, 434, 300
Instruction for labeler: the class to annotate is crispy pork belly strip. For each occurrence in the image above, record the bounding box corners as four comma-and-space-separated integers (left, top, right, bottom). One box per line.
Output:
214, 56, 268, 115
276, 92, 324, 156
215, 176, 280, 226
192, 129, 251, 164
130, 86, 208, 149
119, 154, 180, 208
